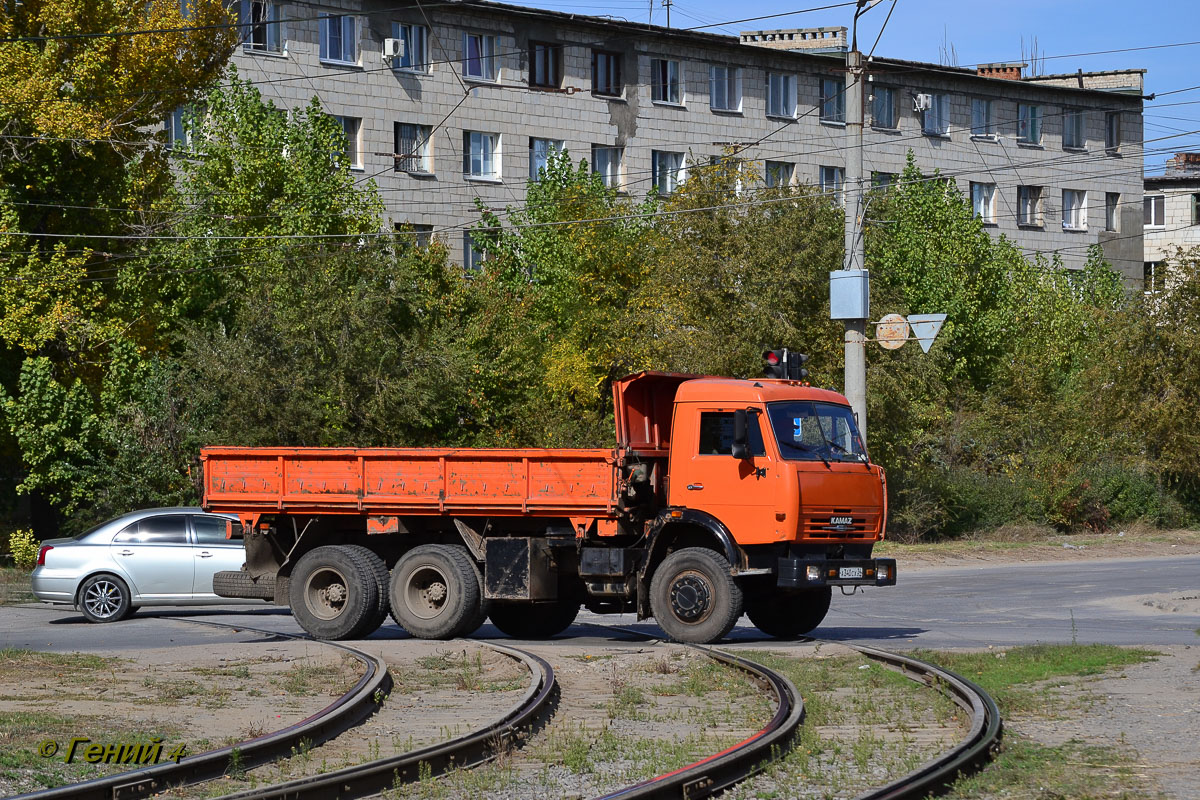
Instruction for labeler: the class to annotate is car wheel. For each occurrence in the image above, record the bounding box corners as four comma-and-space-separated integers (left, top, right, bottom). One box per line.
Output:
78, 575, 134, 623
390, 545, 481, 639
649, 548, 744, 643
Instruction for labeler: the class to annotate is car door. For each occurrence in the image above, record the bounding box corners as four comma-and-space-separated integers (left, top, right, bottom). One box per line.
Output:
190, 515, 244, 598
110, 514, 194, 601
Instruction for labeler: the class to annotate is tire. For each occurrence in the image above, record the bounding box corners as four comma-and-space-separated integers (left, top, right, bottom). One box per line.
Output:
341, 546, 391, 638
78, 574, 134, 623
289, 546, 382, 640
460, 558, 490, 637
746, 587, 832, 639
489, 599, 579, 639
649, 548, 744, 644
213, 569, 275, 600
390, 545, 481, 639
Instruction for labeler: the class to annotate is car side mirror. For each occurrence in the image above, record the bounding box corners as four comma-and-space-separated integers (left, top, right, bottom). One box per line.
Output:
732, 409, 749, 460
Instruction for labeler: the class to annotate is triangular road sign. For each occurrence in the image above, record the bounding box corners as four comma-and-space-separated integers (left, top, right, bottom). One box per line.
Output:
907, 314, 947, 353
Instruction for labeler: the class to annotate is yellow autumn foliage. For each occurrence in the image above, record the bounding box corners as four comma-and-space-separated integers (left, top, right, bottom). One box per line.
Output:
0, 0, 236, 139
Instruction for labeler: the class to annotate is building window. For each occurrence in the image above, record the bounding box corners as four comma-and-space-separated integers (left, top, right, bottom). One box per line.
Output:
396, 222, 433, 249
651, 151, 686, 194
242, 1, 283, 53
165, 106, 193, 149
1062, 189, 1087, 231
1062, 109, 1085, 149
1144, 195, 1165, 227
591, 145, 622, 189
1192, 193, 1200, 226
1105, 192, 1120, 232
529, 137, 563, 181
332, 115, 361, 169
971, 182, 996, 224
1018, 104, 1041, 144
922, 93, 950, 136
463, 33, 497, 81
651, 58, 681, 104
970, 98, 994, 136
463, 232, 485, 271
767, 73, 797, 118
871, 171, 896, 189
820, 165, 844, 206
709, 66, 741, 112
319, 15, 357, 65
1144, 262, 1161, 294
1105, 112, 1121, 151
871, 87, 896, 129
821, 78, 845, 123
765, 161, 794, 188
592, 50, 622, 96
1018, 185, 1043, 227
463, 131, 499, 180
392, 23, 429, 72
530, 42, 561, 88
394, 122, 432, 174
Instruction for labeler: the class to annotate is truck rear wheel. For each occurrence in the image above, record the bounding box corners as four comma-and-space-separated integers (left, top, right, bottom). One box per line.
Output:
390, 545, 481, 639
342, 546, 391, 637
489, 599, 579, 639
746, 587, 832, 639
649, 548, 743, 643
290, 546, 383, 640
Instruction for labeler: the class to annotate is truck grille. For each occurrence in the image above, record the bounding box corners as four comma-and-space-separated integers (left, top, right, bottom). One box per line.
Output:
801, 509, 881, 539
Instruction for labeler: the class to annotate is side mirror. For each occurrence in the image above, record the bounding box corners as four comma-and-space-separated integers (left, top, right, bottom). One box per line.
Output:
731, 409, 749, 460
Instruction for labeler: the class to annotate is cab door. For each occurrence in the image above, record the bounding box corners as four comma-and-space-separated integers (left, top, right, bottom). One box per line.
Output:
671, 407, 783, 544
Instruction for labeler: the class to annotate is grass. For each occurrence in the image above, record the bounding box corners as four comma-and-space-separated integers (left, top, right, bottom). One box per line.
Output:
947, 737, 1160, 799
0, 709, 183, 792
0, 567, 35, 604
875, 523, 1200, 558
406, 649, 525, 693
271, 655, 360, 697
908, 643, 1158, 716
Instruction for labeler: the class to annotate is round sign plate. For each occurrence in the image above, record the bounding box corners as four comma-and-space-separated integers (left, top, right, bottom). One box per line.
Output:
875, 313, 909, 350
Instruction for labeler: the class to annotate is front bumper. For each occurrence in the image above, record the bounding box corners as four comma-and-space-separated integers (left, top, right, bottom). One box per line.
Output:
777, 557, 897, 588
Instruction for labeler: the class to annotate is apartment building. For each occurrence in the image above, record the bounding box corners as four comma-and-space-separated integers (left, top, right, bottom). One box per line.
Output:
226, 0, 1146, 279
1144, 152, 1200, 292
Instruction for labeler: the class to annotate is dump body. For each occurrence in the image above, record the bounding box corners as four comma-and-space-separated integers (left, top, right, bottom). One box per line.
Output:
202, 447, 619, 520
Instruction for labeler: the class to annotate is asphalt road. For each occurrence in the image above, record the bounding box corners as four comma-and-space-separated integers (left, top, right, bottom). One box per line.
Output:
4, 555, 1198, 652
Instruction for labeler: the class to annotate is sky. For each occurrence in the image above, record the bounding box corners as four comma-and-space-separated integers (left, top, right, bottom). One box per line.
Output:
508, 0, 1200, 173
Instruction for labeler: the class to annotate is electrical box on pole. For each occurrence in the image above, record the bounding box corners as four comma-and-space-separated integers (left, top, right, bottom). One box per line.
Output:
830, 269, 870, 320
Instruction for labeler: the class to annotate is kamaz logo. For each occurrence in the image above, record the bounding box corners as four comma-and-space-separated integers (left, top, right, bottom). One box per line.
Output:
830, 516, 854, 525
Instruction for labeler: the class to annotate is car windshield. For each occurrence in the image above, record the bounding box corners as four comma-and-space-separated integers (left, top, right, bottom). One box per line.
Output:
766, 401, 867, 461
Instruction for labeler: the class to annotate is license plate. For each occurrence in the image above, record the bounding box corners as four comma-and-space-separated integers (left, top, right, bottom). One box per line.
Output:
839, 567, 864, 579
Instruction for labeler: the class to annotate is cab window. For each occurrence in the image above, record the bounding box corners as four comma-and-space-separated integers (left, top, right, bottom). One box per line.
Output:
697, 411, 766, 456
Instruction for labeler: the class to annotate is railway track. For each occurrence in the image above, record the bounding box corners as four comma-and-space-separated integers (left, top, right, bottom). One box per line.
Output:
13, 614, 999, 800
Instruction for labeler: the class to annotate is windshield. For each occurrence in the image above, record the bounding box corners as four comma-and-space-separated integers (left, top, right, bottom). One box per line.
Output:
766, 401, 867, 462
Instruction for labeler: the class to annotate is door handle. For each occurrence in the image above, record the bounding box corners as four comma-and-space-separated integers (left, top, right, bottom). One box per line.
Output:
118, 550, 134, 556
197, 552, 213, 558
686, 483, 704, 491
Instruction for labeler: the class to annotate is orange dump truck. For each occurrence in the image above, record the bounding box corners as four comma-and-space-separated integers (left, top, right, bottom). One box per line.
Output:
202, 371, 895, 643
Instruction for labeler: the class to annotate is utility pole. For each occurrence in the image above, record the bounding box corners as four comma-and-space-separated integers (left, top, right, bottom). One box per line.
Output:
662, 0, 672, 28
841, 5, 869, 440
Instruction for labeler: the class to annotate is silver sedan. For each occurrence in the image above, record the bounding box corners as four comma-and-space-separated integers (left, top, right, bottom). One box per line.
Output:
31, 507, 257, 623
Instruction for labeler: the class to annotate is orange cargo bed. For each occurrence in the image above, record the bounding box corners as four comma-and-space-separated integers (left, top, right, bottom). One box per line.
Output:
201, 446, 619, 518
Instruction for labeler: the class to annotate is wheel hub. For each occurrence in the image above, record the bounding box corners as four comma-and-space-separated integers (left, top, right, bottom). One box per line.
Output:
322, 583, 348, 606
425, 581, 448, 604
670, 574, 711, 621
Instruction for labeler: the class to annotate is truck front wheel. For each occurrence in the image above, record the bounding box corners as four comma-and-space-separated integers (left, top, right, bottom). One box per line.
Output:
390, 545, 481, 639
649, 548, 744, 643
746, 587, 832, 639
290, 546, 383, 640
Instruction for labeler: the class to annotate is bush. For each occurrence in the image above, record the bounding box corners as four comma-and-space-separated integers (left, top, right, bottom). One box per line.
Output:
8, 529, 39, 570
